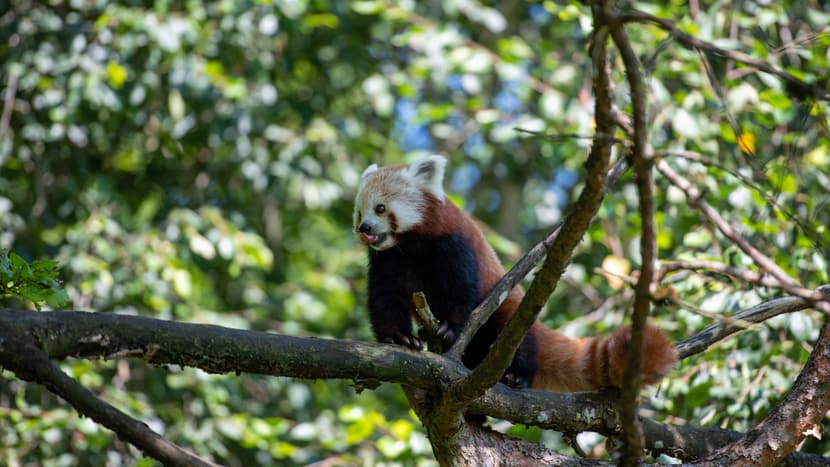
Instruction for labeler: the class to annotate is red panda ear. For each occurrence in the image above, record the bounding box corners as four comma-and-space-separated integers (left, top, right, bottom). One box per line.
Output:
361, 163, 379, 180
358, 163, 378, 191
407, 155, 447, 200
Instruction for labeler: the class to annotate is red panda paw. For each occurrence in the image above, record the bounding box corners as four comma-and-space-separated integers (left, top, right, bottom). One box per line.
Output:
436, 321, 458, 347
384, 333, 424, 351
502, 371, 531, 389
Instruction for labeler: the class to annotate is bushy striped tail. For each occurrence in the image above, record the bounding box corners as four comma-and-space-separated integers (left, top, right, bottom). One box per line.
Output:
529, 322, 677, 392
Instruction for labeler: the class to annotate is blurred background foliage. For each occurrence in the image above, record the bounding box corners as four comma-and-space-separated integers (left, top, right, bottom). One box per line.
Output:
0, 0, 829, 465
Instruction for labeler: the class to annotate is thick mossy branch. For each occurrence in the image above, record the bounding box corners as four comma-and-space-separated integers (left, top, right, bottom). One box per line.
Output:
3, 307, 830, 465
0, 320, 218, 467
1, 309, 451, 389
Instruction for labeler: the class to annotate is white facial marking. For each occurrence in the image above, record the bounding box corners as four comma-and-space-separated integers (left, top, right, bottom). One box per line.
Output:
354, 156, 449, 250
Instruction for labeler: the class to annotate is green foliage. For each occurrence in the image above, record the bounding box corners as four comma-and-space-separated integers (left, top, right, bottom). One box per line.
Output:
0, 250, 68, 310
0, 0, 828, 464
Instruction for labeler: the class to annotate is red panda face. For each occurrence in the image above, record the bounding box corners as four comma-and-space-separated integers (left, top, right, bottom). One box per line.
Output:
353, 155, 447, 251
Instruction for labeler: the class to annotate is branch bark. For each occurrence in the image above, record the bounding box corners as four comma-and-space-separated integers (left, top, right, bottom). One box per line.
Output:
676, 285, 830, 359
695, 318, 830, 465
2, 308, 452, 389
3, 307, 829, 464
0, 319, 218, 467
641, 418, 830, 466
607, 8, 653, 464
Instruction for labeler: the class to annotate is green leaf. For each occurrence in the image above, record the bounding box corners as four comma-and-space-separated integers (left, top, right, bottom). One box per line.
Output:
45, 289, 70, 310
10, 253, 33, 280
0, 251, 12, 281
105, 61, 128, 89
0, 250, 68, 310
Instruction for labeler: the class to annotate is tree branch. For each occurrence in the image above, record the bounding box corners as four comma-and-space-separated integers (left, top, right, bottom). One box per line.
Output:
6, 308, 623, 433
640, 418, 830, 466
4, 307, 829, 464
696, 318, 830, 465
2, 308, 623, 465
0, 73, 17, 143
608, 10, 652, 464
656, 159, 830, 314
1, 309, 453, 389
447, 157, 630, 362
659, 259, 794, 289
618, 9, 828, 102
676, 285, 830, 359
657, 149, 830, 254
0, 319, 218, 467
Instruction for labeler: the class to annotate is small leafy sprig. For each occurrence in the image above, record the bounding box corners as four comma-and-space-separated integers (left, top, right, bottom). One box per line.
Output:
0, 250, 69, 310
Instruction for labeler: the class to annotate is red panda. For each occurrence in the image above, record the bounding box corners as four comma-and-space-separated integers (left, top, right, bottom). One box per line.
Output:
353, 155, 677, 392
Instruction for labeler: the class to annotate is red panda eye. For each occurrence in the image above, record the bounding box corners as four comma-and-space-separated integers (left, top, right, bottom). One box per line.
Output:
375, 204, 386, 214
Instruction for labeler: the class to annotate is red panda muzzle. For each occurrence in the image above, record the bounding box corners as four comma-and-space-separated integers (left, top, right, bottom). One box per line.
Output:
359, 232, 380, 244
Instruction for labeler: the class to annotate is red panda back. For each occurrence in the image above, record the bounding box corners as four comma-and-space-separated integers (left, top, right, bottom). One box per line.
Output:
413, 193, 508, 297
415, 192, 678, 392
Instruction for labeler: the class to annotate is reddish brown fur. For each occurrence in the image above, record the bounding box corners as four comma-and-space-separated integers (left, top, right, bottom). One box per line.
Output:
529, 323, 677, 392
414, 191, 677, 392
415, 193, 507, 294
388, 212, 398, 233
367, 163, 677, 392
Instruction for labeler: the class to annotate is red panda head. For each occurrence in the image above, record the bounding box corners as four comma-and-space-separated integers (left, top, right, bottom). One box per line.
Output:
353, 155, 447, 250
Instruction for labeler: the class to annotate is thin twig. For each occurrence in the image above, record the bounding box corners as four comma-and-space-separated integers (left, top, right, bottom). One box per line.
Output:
618, 10, 828, 102
412, 292, 442, 352
676, 285, 830, 359
673, 297, 759, 331
696, 47, 750, 159
658, 149, 830, 253
660, 259, 793, 290
0, 73, 18, 142
514, 127, 624, 144
656, 160, 830, 314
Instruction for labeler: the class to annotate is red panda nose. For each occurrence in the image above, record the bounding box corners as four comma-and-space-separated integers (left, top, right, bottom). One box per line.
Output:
359, 222, 372, 234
